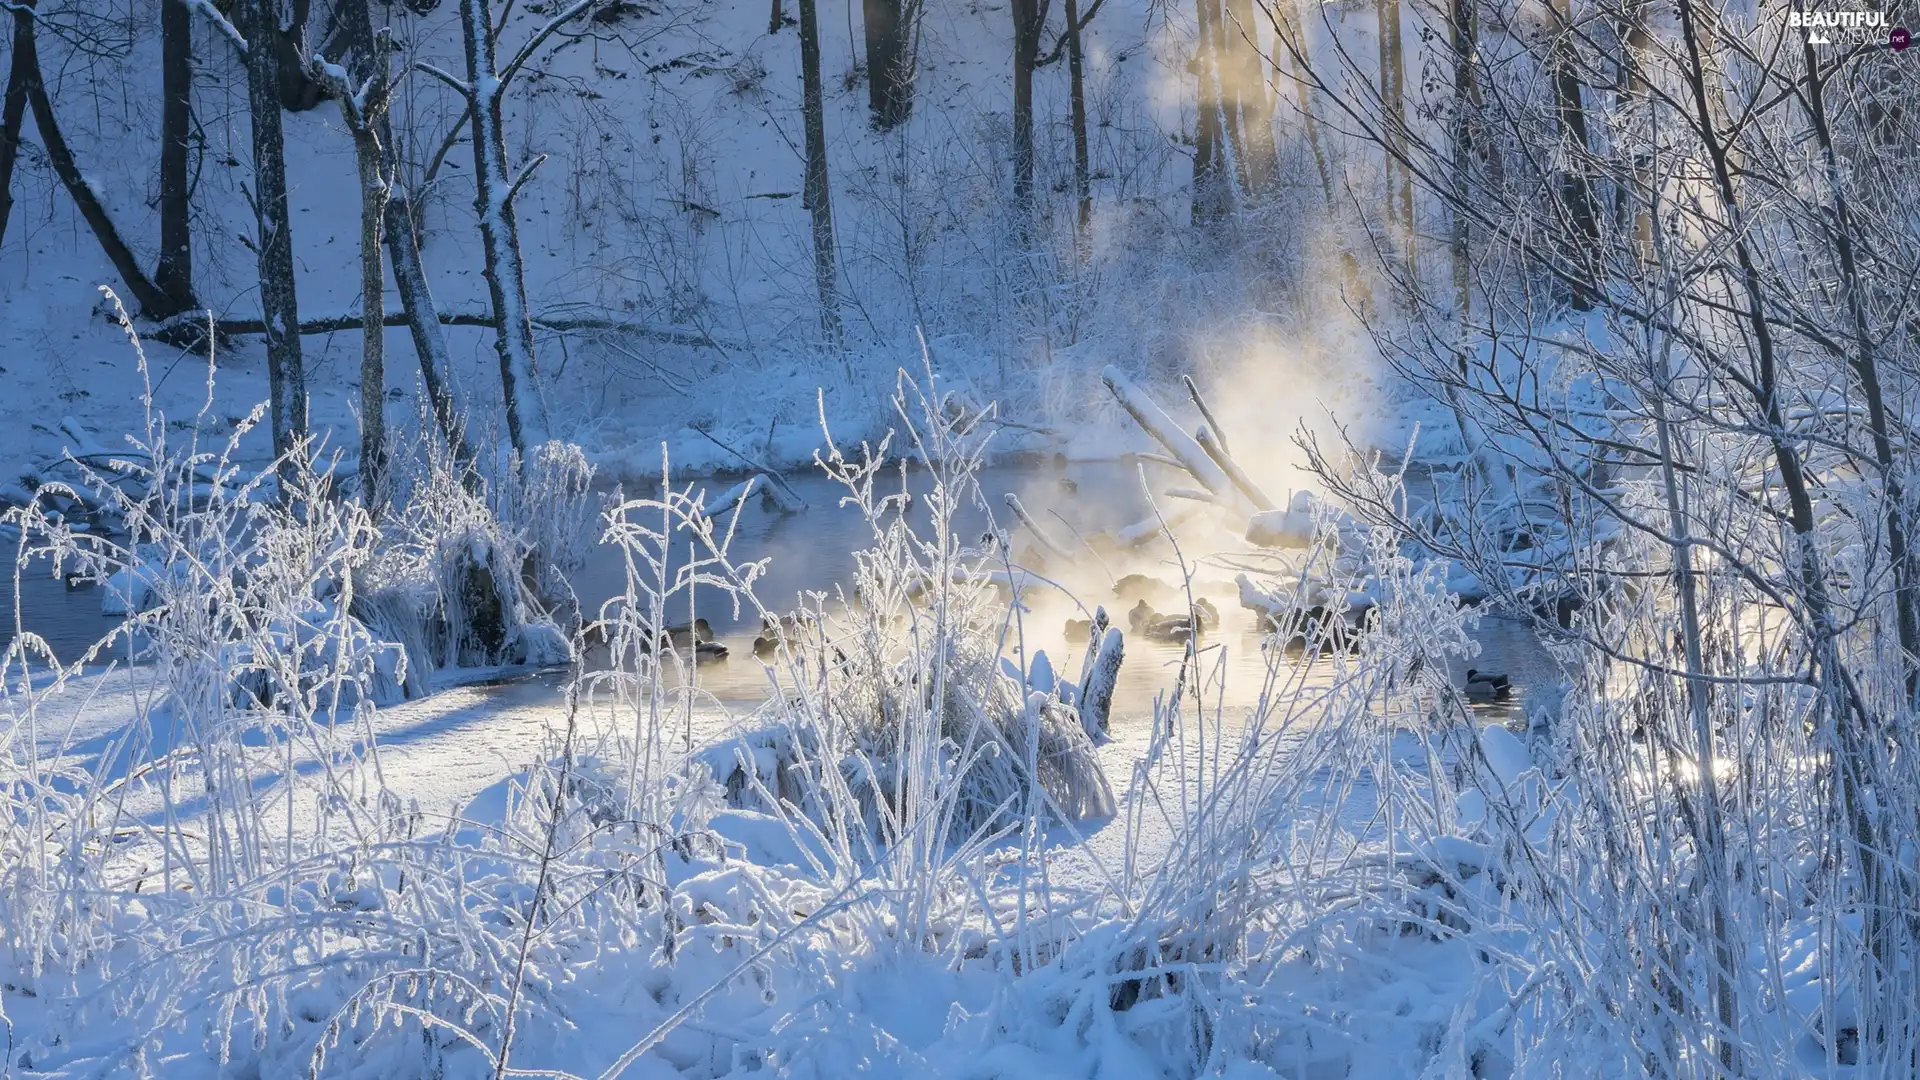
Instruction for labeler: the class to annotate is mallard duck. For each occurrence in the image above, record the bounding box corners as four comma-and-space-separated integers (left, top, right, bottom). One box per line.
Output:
660, 618, 717, 649
1464, 669, 1512, 701
692, 640, 729, 663
1129, 599, 1211, 643
753, 615, 800, 657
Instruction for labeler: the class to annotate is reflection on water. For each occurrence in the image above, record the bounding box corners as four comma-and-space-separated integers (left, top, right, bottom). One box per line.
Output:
0, 561, 121, 665
1, 460, 1561, 724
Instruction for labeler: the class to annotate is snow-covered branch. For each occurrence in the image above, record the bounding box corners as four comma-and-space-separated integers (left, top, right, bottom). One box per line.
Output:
499, 0, 600, 88
184, 0, 248, 56
412, 60, 471, 97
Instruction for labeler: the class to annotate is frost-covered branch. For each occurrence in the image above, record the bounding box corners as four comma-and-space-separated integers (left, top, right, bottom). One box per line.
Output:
184, 0, 248, 55
499, 0, 600, 87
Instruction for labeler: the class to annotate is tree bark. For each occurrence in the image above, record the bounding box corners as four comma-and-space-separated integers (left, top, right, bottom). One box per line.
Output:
1063, 0, 1091, 236
862, 0, 914, 129
329, 0, 393, 512
386, 183, 476, 477
1010, 0, 1048, 219
1448, 0, 1475, 316
158, 0, 197, 312
1376, 0, 1411, 256
1191, 0, 1229, 225
15, 1, 178, 318
0, 5, 30, 248
1545, 0, 1599, 307
244, 0, 309, 472
1221, 0, 1274, 194
797, 0, 842, 347
458, 0, 549, 456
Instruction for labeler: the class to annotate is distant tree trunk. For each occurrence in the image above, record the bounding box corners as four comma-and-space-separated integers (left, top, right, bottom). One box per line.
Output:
769, 0, 783, 32
14, 1, 178, 318
457, 0, 549, 456
862, 0, 914, 128
1010, 0, 1048, 220
797, 0, 842, 347
1221, 0, 1274, 194
323, 0, 394, 511
1063, 0, 1091, 236
158, 0, 197, 312
0, 6, 30, 248
243, 0, 309, 470
1191, 0, 1229, 225
1377, 0, 1412, 256
1448, 0, 1476, 315
1545, 0, 1599, 307
385, 184, 477, 481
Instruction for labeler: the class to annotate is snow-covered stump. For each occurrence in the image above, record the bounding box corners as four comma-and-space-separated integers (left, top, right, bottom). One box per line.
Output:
1077, 625, 1123, 738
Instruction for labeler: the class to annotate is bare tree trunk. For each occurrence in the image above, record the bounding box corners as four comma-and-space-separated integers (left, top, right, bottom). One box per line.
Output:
1063, 0, 1091, 237
456, 0, 549, 456
769, 0, 783, 32
158, 0, 197, 312
244, 0, 308, 471
321, 0, 395, 511
1376, 0, 1411, 256
862, 0, 914, 129
1222, 0, 1274, 195
1447, 0, 1475, 316
384, 186, 476, 480
0, 6, 30, 248
15, 1, 178, 318
797, 0, 842, 347
1191, 0, 1228, 225
1801, 40, 1920, 707
1545, 0, 1599, 307
1010, 0, 1049, 220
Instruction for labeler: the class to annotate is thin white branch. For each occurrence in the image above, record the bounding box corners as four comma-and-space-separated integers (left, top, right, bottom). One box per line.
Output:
499, 0, 599, 89
412, 60, 473, 98
503, 153, 547, 210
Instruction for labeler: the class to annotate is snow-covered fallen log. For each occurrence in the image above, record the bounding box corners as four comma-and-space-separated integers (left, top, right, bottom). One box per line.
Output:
1101, 366, 1233, 502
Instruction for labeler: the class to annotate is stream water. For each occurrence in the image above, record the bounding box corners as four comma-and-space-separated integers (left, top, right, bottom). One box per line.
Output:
0, 460, 1559, 725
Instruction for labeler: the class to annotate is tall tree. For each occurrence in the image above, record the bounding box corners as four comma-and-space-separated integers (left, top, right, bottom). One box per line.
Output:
1376, 0, 1412, 256
796, 0, 842, 345
1061, 0, 1091, 236
1221, 0, 1274, 194
1447, 0, 1477, 314
1545, 0, 1599, 305
1010, 0, 1050, 220
420, 0, 597, 458
242, 0, 308, 470
313, 0, 396, 510
862, 0, 916, 129
1191, 0, 1229, 224
10, 0, 179, 318
157, 0, 197, 312
0, 6, 32, 248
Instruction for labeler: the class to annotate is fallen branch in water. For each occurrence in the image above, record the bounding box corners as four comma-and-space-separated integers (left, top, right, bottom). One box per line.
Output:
690, 426, 808, 511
